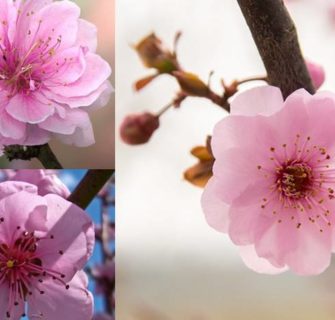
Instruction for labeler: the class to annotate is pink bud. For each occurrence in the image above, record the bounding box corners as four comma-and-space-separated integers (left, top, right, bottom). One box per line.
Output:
120, 112, 160, 145
306, 60, 325, 90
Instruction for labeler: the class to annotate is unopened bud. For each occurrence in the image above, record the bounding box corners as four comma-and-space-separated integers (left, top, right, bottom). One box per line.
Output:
173, 71, 209, 97
306, 59, 325, 90
120, 112, 160, 145
134, 33, 179, 73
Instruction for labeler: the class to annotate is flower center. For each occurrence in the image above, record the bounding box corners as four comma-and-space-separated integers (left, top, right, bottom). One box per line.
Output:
6, 260, 14, 268
277, 163, 313, 198
0, 225, 69, 317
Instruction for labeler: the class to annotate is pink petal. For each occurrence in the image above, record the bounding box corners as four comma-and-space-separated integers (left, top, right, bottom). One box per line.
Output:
11, 170, 70, 198
0, 180, 37, 200
38, 108, 95, 147
27, 271, 93, 320
23, 125, 51, 146
254, 213, 298, 268
211, 115, 280, 159
0, 107, 26, 139
49, 53, 111, 97
36, 194, 94, 282
228, 181, 276, 245
43, 47, 87, 84
231, 86, 284, 116
201, 177, 230, 233
0, 191, 48, 243
45, 80, 113, 109
0, 0, 17, 44
75, 19, 98, 52
16, 1, 80, 53
238, 245, 288, 275
285, 221, 332, 275
212, 147, 273, 203
6, 93, 55, 124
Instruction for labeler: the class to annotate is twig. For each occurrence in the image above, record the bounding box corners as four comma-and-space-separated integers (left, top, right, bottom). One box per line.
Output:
68, 169, 115, 209
4, 144, 63, 169
237, 0, 315, 98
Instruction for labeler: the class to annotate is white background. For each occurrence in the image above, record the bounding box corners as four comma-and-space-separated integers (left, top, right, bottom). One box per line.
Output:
116, 1, 335, 319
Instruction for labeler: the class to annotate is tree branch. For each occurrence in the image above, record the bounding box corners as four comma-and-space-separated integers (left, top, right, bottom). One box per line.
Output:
68, 170, 115, 209
4, 144, 63, 169
237, 0, 315, 98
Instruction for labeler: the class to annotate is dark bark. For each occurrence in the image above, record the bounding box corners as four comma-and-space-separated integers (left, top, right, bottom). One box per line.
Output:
68, 170, 115, 209
237, 0, 315, 98
4, 144, 63, 169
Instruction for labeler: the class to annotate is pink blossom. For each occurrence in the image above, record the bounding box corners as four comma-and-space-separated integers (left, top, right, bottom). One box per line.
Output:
306, 60, 325, 90
0, 0, 112, 149
92, 259, 115, 295
202, 86, 335, 275
9, 169, 70, 197
0, 180, 94, 319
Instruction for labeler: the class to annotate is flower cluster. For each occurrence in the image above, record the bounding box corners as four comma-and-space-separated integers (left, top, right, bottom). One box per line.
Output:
0, 0, 112, 150
202, 86, 335, 275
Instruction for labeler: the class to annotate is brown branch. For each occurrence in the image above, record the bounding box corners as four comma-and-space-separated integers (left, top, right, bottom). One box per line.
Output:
4, 144, 63, 169
68, 169, 115, 209
237, 0, 315, 98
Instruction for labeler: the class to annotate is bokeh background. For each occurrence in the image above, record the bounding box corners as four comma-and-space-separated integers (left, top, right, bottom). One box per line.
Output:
116, 0, 335, 319
2, 0, 115, 169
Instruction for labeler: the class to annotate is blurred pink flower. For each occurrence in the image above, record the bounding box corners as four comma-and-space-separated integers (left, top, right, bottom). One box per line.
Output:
0, 180, 94, 319
0, 0, 112, 149
202, 86, 335, 275
92, 259, 115, 295
306, 60, 325, 90
10, 169, 70, 197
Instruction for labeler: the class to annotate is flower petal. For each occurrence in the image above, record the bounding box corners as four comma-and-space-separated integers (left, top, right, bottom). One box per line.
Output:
49, 53, 111, 97
231, 86, 284, 116
27, 271, 93, 320
6, 93, 55, 124
201, 177, 230, 233
35, 194, 94, 281
238, 245, 288, 275
75, 19, 97, 52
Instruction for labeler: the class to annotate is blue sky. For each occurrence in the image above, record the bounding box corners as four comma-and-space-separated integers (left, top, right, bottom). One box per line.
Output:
22, 169, 115, 319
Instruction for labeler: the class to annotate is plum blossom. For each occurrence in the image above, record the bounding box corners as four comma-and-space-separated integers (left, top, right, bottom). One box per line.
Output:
0, 0, 112, 149
202, 86, 335, 275
0, 180, 94, 319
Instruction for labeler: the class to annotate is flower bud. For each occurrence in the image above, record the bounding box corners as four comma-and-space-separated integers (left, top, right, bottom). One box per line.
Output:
173, 71, 209, 97
120, 112, 160, 145
306, 59, 325, 90
135, 33, 178, 73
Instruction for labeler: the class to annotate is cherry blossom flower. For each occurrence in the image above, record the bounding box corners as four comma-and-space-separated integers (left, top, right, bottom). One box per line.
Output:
0, 0, 112, 149
202, 86, 335, 275
0, 180, 94, 319
9, 169, 70, 197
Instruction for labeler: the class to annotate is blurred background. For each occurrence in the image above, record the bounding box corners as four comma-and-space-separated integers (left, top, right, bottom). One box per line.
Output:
116, 0, 335, 319
2, 0, 115, 169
